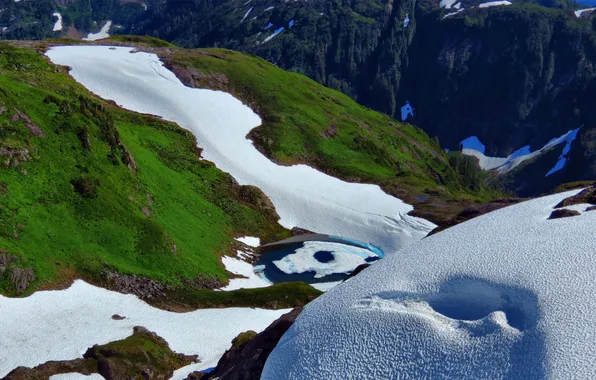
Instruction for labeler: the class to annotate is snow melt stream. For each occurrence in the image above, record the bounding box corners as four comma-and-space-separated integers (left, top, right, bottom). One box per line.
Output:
46, 46, 433, 254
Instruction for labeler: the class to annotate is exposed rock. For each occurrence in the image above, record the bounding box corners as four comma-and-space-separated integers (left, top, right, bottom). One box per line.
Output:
111, 314, 126, 320
321, 124, 338, 139
586, 206, 596, 212
102, 270, 169, 300
10, 111, 45, 137
3, 327, 196, 380
548, 209, 581, 220
0, 182, 7, 194
345, 263, 370, 280
428, 198, 525, 236
85, 326, 197, 380
555, 184, 596, 209
3, 358, 97, 380
121, 145, 137, 172
0, 251, 17, 266
0, 106, 6, 116
183, 273, 224, 290
189, 308, 301, 380
10, 267, 35, 294
290, 227, 315, 236
0, 147, 32, 167
238, 185, 279, 220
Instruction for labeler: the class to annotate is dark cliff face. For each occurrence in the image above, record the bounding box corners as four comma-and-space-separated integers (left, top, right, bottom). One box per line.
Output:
400, 5, 596, 157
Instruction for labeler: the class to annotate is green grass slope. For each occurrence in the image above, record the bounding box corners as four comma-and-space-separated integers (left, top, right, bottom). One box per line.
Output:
0, 42, 291, 297
159, 46, 501, 222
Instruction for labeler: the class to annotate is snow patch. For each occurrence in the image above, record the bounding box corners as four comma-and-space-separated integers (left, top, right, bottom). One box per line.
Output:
575, 7, 596, 17
478, 1, 512, 7
264, 189, 596, 379
219, 255, 272, 290
83, 20, 111, 41
52, 12, 62, 32
546, 128, 580, 177
461, 127, 581, 174
0, 280, 288, 377
45, 46, 433, 255
440, 0, 458, 8
50, 374, 104, 380
263, 26, 284, 42
443, 8, 465, 18
235, 236, 260, 247
241, 6, 254, 22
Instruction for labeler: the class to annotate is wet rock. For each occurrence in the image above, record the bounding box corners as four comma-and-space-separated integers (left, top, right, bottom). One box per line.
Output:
111, 314, 126, 320
548, 209, 581, 219
189, 308, 301, 380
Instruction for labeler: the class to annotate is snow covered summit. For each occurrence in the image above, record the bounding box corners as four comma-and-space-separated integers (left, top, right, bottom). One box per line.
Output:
263, 189, 596, 379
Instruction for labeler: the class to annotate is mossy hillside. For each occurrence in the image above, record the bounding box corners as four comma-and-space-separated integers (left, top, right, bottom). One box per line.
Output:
162, 47, 501, 221
0, 42, 289, 296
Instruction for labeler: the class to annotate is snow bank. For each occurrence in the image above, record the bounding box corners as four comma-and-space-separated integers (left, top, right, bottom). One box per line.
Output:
575, 7, 596, 17
50, 374, 104, 380
52, 12, 62, 32
272, 241, 379, 278
219, 255, 272, 290
478, 0, 512, 7
83, 21, 111, 41
235, 236, 260, 247
263, 27, 284, 42
241, 6, 254, 22
0, 280, 288, 377
461, 127, 580, 174
440, 0, 458, 8
443, 8, 465, 18
263, 189, 596, 379
46, 46, 433, 254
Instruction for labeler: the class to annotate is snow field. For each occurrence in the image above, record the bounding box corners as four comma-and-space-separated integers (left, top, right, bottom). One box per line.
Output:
45, 46, 434, 255
263, 189, 596, 379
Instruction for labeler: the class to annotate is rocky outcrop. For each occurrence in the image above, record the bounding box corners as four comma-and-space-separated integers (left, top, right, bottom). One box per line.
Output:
186, 308, 302, 380
10, 111, 45, 137
101, 270, 170, 300
429, 198, 524, 235
3, 327, 197, 380
4, 358, 97, 380
554, 184, 596, 209
85, 326, 196, 380
549, 209, 581, 220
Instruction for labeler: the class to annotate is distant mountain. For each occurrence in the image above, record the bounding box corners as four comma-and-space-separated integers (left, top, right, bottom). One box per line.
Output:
127, 0, 596, 196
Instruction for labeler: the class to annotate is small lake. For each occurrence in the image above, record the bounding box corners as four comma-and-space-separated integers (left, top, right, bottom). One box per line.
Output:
256, 238, 384, 285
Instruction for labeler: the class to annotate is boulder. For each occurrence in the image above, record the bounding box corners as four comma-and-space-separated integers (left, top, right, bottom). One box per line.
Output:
548, 209, 581, 219
186, 308, 301, 380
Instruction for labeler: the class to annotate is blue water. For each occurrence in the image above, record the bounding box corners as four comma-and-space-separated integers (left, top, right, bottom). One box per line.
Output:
257, 240, 383, 284
314, 251, 334, 263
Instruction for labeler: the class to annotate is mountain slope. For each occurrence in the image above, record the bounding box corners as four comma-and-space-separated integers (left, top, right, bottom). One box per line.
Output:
0, 38, 494, 298
127, 1, 596, 195
0, 41, 288, 297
